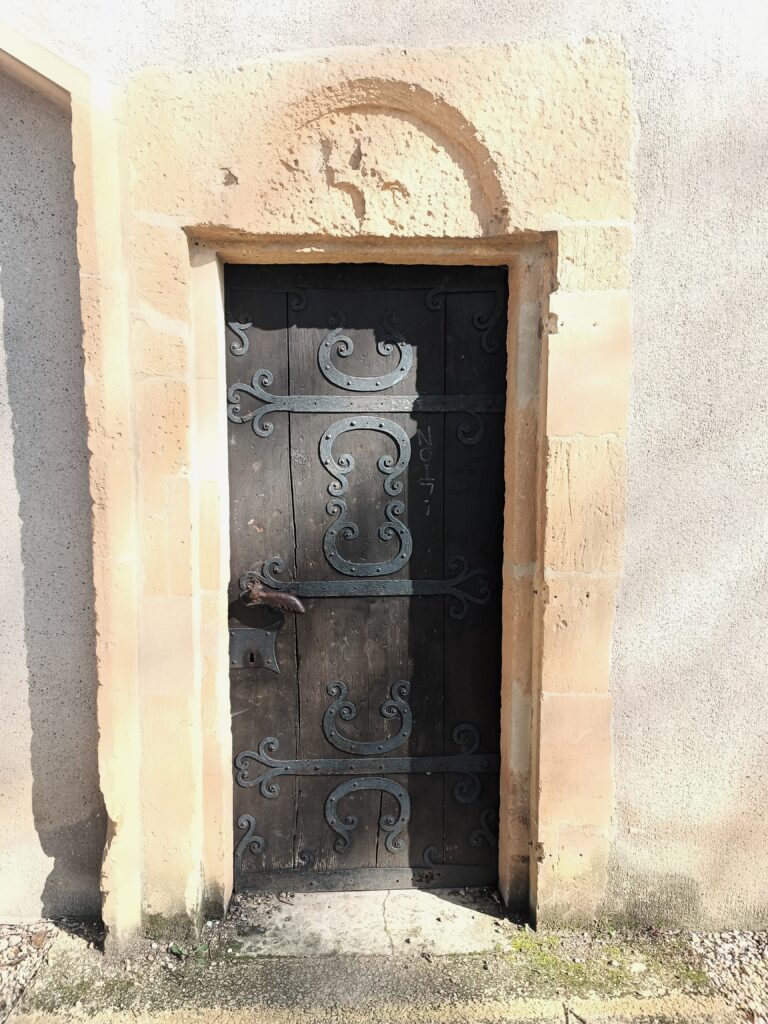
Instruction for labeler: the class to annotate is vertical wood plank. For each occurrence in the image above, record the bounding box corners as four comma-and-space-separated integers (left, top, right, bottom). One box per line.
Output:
226, 286, 299, 879
442, 271, 506, 873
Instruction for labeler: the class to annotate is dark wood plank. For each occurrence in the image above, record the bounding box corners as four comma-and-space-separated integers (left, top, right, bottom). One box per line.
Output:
288, 280, 447, 877
227, 288, 299, 879
289, 284, 402, 872
441, 283, 506, 873
377, 280, 446, 871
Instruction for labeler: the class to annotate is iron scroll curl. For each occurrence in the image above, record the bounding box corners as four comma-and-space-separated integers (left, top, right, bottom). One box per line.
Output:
318, 313, 414, 392
320, 416, 410, 497
320, 417, 413, 577
323, 680, 413, 755
234, 814, 265, 874
325, 778, 411, 854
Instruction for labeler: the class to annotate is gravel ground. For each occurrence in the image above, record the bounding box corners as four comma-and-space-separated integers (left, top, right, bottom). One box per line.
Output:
0, 919, 103, 1023
3, 917, 768, 1022
0, 921, 57, 1022
692, 931, 768, 1023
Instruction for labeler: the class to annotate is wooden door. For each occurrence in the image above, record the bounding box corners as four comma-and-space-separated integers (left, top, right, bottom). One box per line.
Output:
227, 264, 507, 891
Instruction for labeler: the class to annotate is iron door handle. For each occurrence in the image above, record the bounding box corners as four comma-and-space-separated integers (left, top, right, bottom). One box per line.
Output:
239, 578, 306, 615
229, 578, 305, 674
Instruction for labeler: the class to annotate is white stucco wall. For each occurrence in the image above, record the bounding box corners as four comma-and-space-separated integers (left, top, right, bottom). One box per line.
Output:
0, 70, 105, 920
0, 0, 766, 926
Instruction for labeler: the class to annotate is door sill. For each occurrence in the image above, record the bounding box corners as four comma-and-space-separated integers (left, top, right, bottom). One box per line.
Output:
224, 887, 505, 957
236, 866, 497, 893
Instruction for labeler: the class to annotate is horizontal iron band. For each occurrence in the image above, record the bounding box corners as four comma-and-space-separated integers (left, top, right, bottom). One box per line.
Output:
239, 556, 493, 620
235, 753, 500, 780
230, 393, 504, 414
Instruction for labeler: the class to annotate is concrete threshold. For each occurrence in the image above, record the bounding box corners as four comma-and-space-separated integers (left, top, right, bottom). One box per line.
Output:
224, 887, 508, 956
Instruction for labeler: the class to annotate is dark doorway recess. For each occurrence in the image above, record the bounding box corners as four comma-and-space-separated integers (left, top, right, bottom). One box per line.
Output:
226, 264, 507, 891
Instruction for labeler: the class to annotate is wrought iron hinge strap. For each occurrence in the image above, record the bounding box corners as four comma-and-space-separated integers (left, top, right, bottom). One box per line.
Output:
228, 387, 504, 417
235, 746, 498, 787
235, 718, 498, 807
227, 377, 503, 445
240, 556, 491, 620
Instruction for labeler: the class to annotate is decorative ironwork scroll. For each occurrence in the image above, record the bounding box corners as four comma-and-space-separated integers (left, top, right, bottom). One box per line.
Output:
239, 555, 491, 620
321, 417, 410, 498
422, 806, 499, 868
423, 845, 442, 867
323, 680, 412, 754
325, 497, 412, 577
326, 778, 410, 854
456, 411, 488, 446
227, 321, 251, 356
318, 314, 413, 392
288, 288, 307, 311
235, 814, 265, 874
425, 279, 449, 311
320, 416, 413, 576
423, 287, 505, 355
473, 304, 504, 355
470, 808, 500, 850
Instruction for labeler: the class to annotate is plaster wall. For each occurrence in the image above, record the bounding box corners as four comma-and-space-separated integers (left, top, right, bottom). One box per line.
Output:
0, 71, 105, 920
0, 0, 766, 929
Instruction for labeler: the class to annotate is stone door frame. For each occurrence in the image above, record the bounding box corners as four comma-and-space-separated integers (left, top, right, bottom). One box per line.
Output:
0, 27, 633, 943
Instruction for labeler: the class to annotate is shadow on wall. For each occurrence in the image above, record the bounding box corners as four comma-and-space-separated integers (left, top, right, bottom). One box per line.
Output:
0, 72, 105, 918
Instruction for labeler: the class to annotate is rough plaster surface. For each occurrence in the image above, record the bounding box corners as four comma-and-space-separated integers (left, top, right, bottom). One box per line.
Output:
0, 71, 104, 920
0, 0, 766, 928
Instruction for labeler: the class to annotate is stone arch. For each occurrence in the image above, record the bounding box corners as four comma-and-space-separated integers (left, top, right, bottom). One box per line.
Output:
278, 77, 509, 236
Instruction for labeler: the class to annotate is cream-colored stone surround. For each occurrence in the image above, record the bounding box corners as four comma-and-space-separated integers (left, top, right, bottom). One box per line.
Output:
0, 27, 633, 941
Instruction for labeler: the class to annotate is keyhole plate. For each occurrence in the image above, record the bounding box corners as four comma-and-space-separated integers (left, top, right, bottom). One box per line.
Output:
229, 627, 280, 674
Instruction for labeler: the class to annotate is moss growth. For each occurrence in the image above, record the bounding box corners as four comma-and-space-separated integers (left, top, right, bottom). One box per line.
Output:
142, 910, 202, 943
26, 974, 138, 1014
503, 927, 713, 999
201, 881, 227, 923
509, 930, 561, 955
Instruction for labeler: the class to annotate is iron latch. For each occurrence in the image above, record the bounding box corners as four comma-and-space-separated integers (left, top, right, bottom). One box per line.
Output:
229, 575, 305, 674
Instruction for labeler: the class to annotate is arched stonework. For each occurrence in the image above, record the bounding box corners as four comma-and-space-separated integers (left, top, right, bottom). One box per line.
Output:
267, 77, 508, 236
279, 106, 484, 236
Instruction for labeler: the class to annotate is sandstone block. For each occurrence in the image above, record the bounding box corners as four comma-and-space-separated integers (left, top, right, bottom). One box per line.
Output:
540, 575, 619, 694
538, 693, 614, 830
547, 290, 632, 437
543, 437, 627, 573
557, 225, 633, 292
